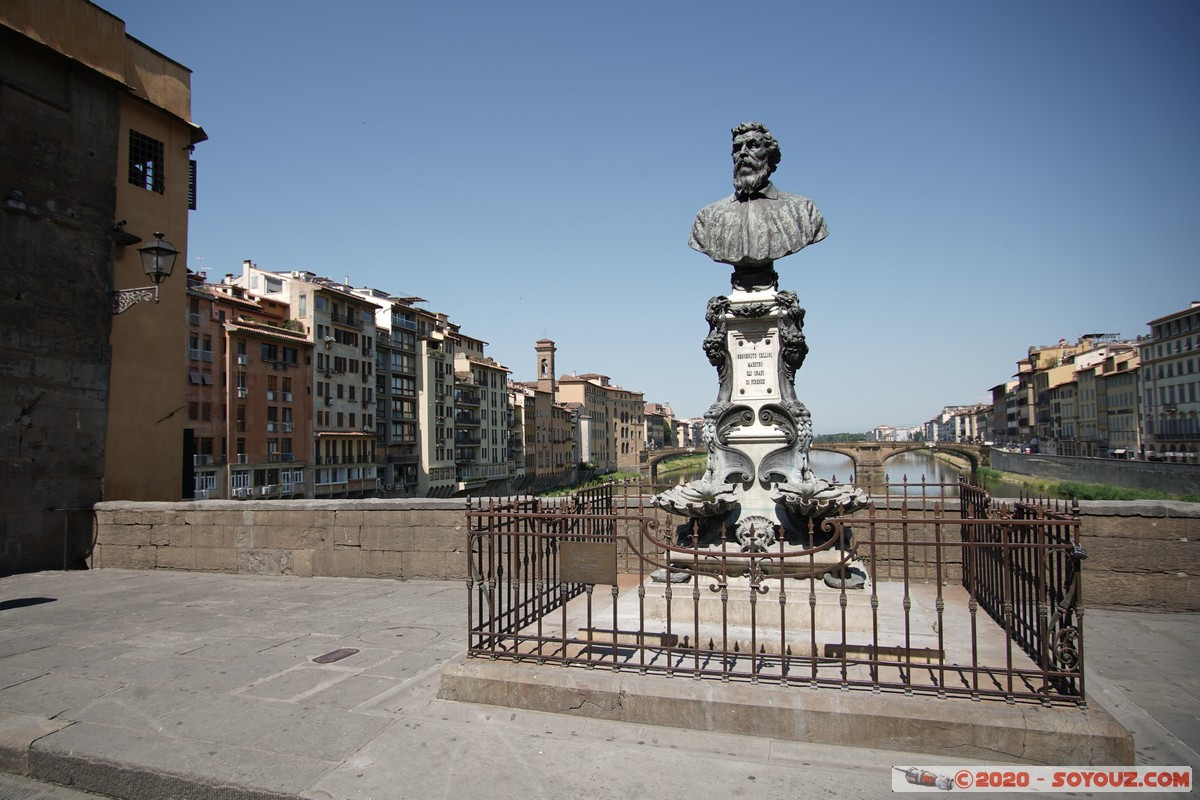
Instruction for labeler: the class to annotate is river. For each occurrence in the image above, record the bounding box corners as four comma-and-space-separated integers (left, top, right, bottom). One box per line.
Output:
663, 448, 977, 497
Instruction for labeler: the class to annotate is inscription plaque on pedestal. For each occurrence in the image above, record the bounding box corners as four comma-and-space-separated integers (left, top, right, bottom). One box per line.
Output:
732, 330, 778, 398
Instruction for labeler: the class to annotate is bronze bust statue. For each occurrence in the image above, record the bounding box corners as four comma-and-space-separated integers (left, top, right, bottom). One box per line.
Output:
688, 122, 828, 291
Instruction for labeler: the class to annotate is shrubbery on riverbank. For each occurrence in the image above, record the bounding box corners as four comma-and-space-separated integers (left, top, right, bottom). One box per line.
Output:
978, 467, 1199, 503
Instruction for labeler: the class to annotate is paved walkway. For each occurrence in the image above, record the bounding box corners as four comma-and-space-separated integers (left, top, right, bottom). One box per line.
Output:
0, 570, 1195, 799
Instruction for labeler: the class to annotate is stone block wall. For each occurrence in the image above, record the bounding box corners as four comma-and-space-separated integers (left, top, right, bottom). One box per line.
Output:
992, 451, 1200, 496
1076, 501, 1199, 610
93, 499, 469, 580
93, 497, 1200, 610
1, 25, 121, 575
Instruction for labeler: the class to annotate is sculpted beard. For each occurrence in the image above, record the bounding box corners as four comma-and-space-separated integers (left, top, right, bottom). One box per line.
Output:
733, 154, 772, 197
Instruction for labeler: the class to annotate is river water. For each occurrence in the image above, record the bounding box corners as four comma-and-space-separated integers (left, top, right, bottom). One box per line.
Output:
663, 449, 974, 497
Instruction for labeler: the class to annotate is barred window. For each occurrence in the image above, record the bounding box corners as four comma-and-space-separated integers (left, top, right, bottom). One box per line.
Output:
128, 130, 164, 193
188, 159, 197, 209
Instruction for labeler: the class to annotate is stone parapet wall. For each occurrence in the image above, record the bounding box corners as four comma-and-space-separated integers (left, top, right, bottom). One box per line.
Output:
92, 499, 469, 580
1076, 501, 1199, 611
93, 497, 1200, 610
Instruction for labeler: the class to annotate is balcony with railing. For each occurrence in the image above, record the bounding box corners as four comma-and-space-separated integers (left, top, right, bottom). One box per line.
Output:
455, 411, 481, 426
330, 311, 363, 329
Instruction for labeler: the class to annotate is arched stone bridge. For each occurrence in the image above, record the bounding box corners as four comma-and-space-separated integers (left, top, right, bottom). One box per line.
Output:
811, 442, 989, 489
643, 442, 989, 487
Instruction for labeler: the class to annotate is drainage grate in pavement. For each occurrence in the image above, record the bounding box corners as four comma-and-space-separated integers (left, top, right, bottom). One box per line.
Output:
312, 647, 359, 663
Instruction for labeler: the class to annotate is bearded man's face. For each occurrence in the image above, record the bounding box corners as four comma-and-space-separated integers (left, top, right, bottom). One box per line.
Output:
731, 131, 774, 196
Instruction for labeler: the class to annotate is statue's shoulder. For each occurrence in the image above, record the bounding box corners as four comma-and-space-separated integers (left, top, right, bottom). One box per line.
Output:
695, 194, 738, 219
773, 189, 817, 207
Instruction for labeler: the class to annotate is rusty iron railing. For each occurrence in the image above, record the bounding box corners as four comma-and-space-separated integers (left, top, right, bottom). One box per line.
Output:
466, 479, 1084, 705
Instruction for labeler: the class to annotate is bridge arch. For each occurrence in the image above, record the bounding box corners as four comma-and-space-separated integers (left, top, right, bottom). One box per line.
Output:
810, 442, 988, 488
643, 447, 699, 481
644, 443, 988, 487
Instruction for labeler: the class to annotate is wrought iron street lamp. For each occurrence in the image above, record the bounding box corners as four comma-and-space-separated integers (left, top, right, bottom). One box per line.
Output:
110, 231, 179, 315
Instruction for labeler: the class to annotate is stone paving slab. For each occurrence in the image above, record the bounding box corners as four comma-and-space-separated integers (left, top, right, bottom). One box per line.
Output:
0, 570, 1194, 800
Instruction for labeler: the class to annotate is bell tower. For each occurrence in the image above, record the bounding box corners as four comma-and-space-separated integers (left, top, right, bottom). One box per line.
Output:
535, 339, 556, 395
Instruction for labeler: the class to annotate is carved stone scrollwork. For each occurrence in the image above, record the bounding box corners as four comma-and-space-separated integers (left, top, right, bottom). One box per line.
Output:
703, 295, 732, 404
709, 404, 754, 485
771, 471, 869, 518
758, 402, 813, 486
774, 290, 808, 404
730, 302, 772, 318
652, 480, 739, 519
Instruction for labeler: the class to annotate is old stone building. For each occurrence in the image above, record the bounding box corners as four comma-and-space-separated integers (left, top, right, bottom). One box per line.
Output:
0, 1, 204, 572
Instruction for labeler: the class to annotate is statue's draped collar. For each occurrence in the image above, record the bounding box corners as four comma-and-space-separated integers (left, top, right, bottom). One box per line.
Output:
734, 181, 781, 202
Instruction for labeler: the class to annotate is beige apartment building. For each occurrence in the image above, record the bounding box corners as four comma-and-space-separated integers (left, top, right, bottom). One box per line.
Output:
522, 340, 578, 487
1010, 335, 1110, 448
233, 264, 376, 497
506, 381, 529, 489
1072, 343, 1140, 458
415, 310, 458, 496
644, 402, 676, 450
530, 339, 644, 476
1140, 302, 1200, 462
453, 334, 512, 495
356, 290, 423, 493
555, 375, 645, 471
185, 277, 312, 498
357, 289, 512, 497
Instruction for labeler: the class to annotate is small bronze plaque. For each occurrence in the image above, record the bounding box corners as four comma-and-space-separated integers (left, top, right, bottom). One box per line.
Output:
560, 541, 617, 585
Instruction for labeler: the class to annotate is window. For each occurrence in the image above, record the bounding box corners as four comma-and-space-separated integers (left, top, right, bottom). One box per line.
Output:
188, 160, 197, 210
128, 130, 165, 193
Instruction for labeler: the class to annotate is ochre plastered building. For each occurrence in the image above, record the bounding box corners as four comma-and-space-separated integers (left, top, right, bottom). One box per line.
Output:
0, 0, 204, 571
2, 1, 209, 500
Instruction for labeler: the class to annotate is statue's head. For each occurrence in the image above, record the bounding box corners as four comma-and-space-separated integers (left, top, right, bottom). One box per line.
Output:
731, 122, 781, 196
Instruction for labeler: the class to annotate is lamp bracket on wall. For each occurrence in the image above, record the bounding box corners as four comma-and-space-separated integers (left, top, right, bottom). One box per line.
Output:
110, 286, 160, 315
107, 231, 179, 316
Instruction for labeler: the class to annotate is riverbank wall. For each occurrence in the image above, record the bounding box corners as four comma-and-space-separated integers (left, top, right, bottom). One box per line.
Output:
992, 451, 1200, 496
89, 496, 1199, 611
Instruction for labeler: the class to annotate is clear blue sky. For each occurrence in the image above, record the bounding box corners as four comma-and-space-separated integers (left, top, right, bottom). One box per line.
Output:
100, 0, 1198, 432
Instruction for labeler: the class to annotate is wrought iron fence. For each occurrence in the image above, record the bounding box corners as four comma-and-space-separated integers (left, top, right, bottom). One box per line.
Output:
465, 478, 1084, 706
